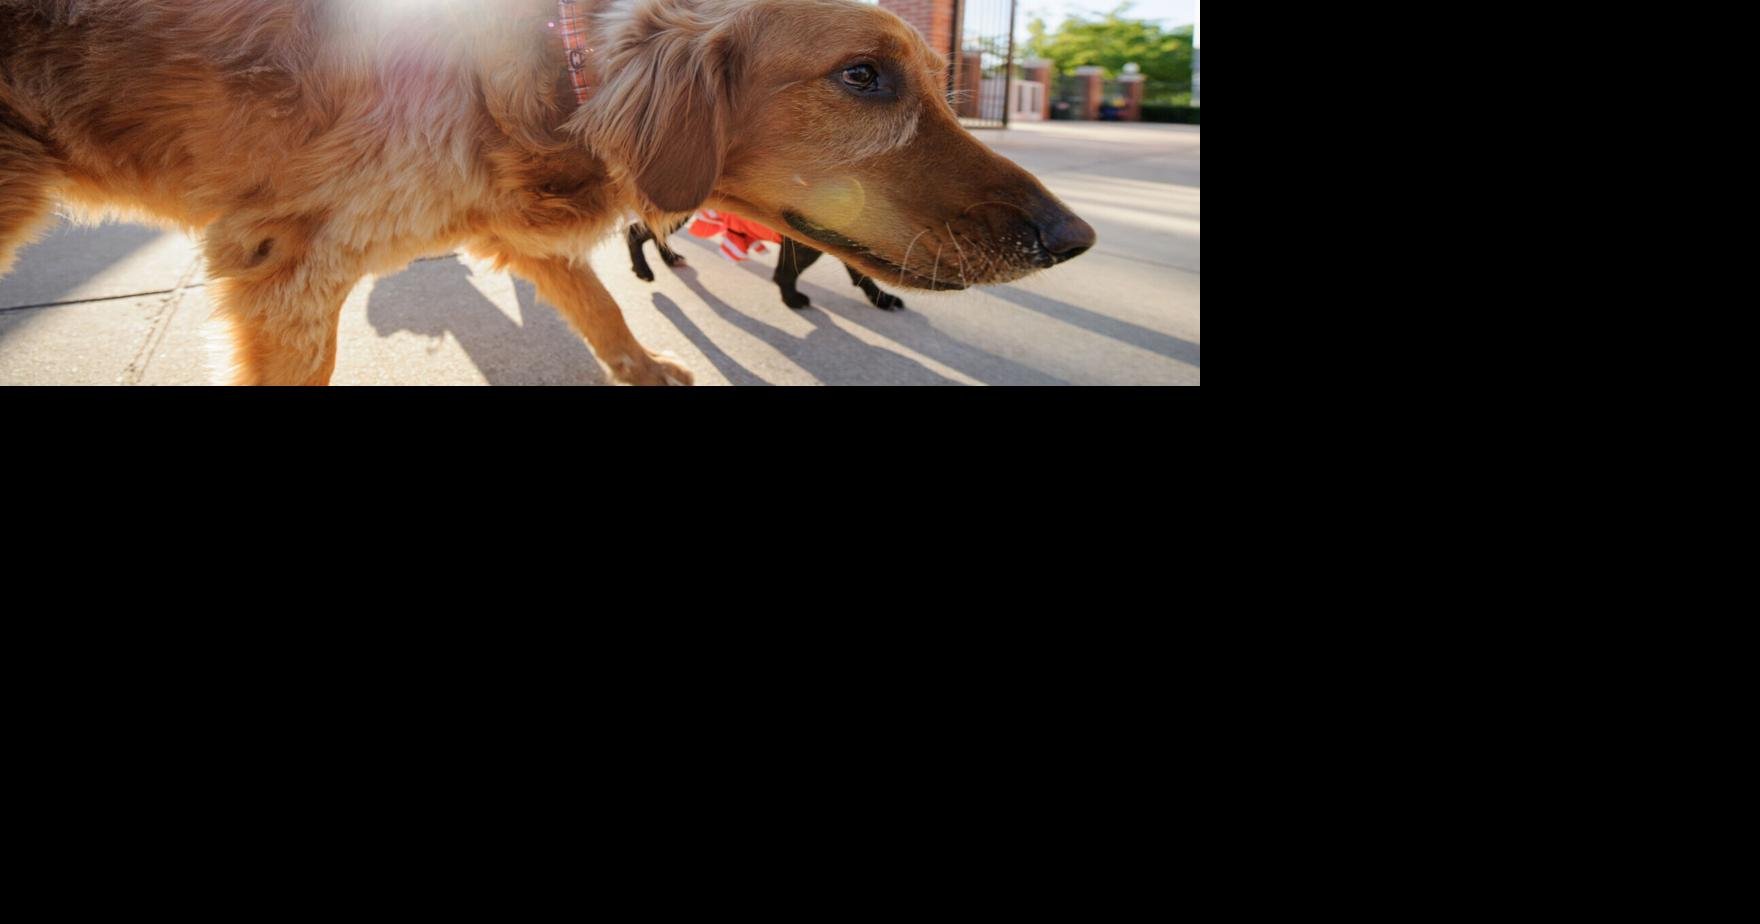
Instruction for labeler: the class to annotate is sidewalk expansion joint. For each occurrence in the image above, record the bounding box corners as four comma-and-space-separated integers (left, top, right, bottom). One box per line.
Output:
121, 257, 205, 385
0, 282, 209, 314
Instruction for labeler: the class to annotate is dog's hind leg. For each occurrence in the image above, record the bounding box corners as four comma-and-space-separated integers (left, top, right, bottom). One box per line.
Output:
845, 262, 905, 311
653, 217, 687, 268
628, 220, 688, 283
774, 237, 824, 309
500, 251, 692, 386
627, 223, 658, 282
0, 123, 62, 279
202, 216, 361, 386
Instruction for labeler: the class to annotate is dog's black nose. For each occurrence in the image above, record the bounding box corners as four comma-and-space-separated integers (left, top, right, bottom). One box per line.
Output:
1038, 213, 1096, 264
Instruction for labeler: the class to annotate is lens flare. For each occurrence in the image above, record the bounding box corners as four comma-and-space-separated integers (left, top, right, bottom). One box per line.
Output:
800, 176, 867, 233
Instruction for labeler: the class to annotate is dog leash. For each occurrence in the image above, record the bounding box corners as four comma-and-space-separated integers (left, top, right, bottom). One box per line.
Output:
553, 0, 596, 104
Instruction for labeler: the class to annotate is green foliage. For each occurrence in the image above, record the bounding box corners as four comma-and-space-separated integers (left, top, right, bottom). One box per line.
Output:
1024, 3, 1193, 90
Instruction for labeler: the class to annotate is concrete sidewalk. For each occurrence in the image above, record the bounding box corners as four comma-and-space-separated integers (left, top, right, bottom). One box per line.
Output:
0, 122, 1199, 386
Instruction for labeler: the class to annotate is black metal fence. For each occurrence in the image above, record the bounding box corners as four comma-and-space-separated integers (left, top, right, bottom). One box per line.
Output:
955, 0, 1016, 128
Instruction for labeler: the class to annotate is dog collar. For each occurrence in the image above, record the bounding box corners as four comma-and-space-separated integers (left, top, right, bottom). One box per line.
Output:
554, 0, 595, 103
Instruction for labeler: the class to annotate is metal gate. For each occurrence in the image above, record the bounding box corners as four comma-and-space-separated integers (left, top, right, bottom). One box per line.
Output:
954, 0, 1016, 129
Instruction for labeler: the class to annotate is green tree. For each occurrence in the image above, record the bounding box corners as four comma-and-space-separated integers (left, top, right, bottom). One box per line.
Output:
1024, 3, 1193, 92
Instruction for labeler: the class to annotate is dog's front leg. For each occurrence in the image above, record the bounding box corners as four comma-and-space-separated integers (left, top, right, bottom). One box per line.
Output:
773, 237, 824, 309
203, 218, 361, 386
845, 263, 906, 311
502, 252, 693, 386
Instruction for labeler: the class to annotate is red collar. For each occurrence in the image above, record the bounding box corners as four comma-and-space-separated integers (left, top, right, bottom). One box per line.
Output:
554, 0, 595, 104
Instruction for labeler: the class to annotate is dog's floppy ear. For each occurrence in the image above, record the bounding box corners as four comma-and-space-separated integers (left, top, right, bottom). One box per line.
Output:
585, 2, 738, 215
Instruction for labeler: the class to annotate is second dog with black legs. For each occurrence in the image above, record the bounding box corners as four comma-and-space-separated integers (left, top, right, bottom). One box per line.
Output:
626, 221, 689, 282
628, 221, 906, 312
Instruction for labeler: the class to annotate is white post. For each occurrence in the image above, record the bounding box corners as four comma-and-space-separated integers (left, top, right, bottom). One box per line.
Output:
1193, 0, 1200, 107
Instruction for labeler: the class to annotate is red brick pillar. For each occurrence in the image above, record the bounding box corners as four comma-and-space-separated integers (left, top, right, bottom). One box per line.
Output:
880, 0, 960, 111
1119, 74, 1145, 121
1022, 59, 1052, 120
877, 0, 956, 60
1074, 66, 1103, 121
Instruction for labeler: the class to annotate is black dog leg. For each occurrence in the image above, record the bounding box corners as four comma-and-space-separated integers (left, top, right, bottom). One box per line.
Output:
627, 223, 657, 282
774, 237, 825, 309
846, 263, 905, 311
629, 219, 690, 283
654, 232, 687, 268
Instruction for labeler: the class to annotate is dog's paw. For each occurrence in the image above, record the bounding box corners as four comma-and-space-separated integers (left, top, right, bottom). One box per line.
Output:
632, 265, 656, 283
781, 291, 812, 310
662, 253, 688, 268
872, 293, 906, 311
615, 351, 695, 386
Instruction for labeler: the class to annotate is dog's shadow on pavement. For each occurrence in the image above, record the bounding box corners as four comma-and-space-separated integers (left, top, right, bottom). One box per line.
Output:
1, 221, 174, 320
663, 249, 963, 386
365, 247, 1030, 386
988, 284, 1199, 369
366, 256, 609, 386
649, 289, 772, 387
675, 234, 1068, 386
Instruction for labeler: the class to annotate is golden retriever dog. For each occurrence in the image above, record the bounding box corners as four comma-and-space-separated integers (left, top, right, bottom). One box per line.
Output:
0, 0, 1094, 385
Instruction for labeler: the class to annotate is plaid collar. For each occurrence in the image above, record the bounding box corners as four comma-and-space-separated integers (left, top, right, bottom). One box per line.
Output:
554, 0, 595, 104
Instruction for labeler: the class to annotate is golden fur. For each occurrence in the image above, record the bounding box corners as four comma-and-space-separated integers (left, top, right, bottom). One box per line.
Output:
0, 0, 1091, 385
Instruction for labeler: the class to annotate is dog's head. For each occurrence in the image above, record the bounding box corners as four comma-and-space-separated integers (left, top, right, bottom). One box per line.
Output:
585, 0, 1094, 289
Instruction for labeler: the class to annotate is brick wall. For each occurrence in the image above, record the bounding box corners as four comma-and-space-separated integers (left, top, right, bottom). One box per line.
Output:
877, 0, 957, 59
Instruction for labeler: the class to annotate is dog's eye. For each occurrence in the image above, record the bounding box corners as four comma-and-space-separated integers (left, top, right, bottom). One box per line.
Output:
841, 64, 879, 91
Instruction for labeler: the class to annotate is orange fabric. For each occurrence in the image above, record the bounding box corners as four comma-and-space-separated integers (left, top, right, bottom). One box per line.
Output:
689, 209, 783, 262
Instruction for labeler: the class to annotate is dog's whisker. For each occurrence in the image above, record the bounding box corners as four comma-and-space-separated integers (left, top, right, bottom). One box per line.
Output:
945, 221, 967, 287
897, 228, 929, 289
959, 200, 1037, 222
963, 232, 997, 282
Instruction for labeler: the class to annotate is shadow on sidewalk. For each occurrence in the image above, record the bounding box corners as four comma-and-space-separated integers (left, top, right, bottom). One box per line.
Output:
366, 256, 609, 385
675, 233, 1068, 385
0, 223, 177, 350
650, 290, 771, 387
989, 284, 1199, 368
667, 251, 962, 386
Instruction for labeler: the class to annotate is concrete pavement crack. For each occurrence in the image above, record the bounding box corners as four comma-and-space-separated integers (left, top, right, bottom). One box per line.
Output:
120, 256, 204, 385
1, 252, 457, 314
0, 283, 207, 313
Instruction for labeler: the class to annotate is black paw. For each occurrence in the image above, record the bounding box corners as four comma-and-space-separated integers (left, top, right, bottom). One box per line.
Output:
662, 253, 688, 267
782, 291, 812, 309
633, 265, 655, 283
872, 293, 906, 311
